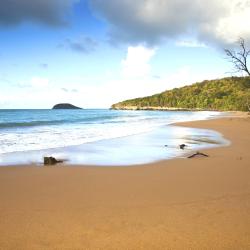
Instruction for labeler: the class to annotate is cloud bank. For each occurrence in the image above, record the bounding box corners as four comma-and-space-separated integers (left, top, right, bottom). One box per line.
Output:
0, 0, 77, 26
90, 0, 250, 46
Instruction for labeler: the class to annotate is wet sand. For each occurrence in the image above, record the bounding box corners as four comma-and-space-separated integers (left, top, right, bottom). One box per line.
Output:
0, 115, 249, 249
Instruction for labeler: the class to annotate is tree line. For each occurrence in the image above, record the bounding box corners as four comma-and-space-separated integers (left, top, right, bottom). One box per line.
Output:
112, 76, 250, 111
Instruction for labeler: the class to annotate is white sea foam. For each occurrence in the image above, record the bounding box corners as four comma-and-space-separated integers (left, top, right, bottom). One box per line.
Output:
0, 110, 223, 155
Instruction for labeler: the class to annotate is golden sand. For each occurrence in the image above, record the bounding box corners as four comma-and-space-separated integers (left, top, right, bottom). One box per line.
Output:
0, 116, 249, 249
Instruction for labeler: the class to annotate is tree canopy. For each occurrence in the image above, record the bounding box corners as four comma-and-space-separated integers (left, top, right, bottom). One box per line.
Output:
112, 77, 250, 111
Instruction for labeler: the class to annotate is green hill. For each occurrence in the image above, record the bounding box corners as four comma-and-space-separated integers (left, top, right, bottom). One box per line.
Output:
111, 76, 250, 111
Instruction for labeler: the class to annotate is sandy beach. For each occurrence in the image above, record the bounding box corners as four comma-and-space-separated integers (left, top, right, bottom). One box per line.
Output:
0, 115, 249, 250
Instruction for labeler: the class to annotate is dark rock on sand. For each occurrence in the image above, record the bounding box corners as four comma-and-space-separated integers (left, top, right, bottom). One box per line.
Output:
44, 157, 63, 165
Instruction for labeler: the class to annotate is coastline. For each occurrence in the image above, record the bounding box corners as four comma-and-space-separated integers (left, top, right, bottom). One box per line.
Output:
0, 110, 228, 166
111, 106, 208, 111
0, 115, 249, 249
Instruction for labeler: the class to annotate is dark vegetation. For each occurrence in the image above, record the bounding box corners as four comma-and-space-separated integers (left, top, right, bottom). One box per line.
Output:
111, 77, 250, 111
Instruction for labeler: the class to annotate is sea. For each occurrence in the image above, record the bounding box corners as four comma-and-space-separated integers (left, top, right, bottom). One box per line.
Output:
0, 109, 229, 166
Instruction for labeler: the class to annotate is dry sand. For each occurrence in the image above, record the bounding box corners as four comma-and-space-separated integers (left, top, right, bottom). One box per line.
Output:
0, 116, 250, 249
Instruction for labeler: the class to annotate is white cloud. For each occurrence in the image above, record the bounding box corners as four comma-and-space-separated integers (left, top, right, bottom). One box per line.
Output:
208, 1, 250, 45
90, 0, 250, 46
176, 40, 207, 48
121, 45, 156, 78
30, 77, 49, 88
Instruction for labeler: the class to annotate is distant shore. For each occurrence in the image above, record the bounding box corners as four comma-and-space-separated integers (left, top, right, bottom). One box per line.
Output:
0, 114, 249, 249
110, 76, 250, 112
111, 106, 216, 111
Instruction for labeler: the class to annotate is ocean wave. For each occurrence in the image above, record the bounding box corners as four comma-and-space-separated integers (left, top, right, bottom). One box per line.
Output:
0, 115, 135, 129
0, 109, 224, 154
0, 121, 156, 154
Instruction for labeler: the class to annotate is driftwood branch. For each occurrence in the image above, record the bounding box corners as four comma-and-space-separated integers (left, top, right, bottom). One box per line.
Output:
187, 151, 209, 158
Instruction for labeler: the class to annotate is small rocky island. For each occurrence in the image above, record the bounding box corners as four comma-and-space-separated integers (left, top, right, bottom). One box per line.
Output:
52, 103, 82, 109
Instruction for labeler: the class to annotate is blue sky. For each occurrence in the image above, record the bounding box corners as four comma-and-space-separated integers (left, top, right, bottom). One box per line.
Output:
0, 0, 249, 108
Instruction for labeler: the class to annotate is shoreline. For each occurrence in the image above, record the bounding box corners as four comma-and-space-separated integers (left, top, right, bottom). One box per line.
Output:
0, 115, 243, 169
0, 115, 249, 249
0, 126, 230, 168
0, 111, 230, 167
111, 106, 217, 111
